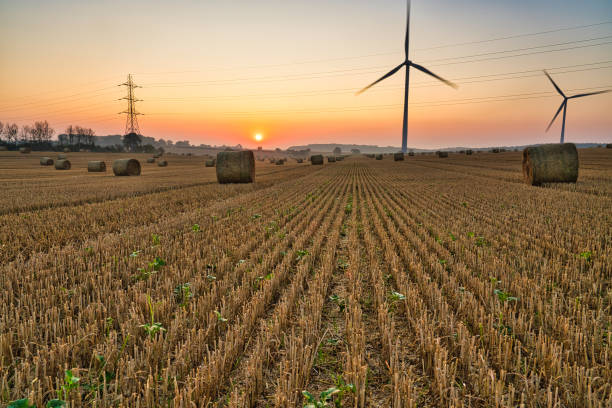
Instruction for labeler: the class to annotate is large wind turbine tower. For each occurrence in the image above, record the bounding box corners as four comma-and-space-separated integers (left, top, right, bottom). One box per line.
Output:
357, 0, 457, 153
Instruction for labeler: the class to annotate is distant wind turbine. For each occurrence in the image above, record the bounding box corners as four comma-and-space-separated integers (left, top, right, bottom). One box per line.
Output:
357, 0, 457, 153
544, 70, 610, 143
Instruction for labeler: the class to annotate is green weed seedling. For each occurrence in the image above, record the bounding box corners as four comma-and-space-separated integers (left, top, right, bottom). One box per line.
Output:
494, 289, 518, 303
467, 232, 475, 238
57, 369, 79, 401
337, 258, 349, 271
579, 251, 592, 263
8, 399, 36, 408
302, 375, 355, 408
214, 310, 228, 323
151, 233, 161, 245
206, 274, 217, 282
140, 295, 166, 338
296, 250, 310, 261
135, 257, 167, 281
191, 224, 201, 232
252, 214, 262, 220
129, 250, 142, 258
329, 294, 346, 312
174, 283, 193, 308
475, 236, 487, 247
254, 273, 274, 288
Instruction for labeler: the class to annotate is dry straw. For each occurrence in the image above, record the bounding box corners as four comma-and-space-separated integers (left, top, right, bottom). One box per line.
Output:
87, 161, 106, 172
522, 143, 578, 185
216, 150, 255, 183
112, 158, 141, 176
40, 157, 54, 166
54, 159, 71, 170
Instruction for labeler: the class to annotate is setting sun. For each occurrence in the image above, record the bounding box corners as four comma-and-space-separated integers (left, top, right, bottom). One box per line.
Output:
254, 133, 263, 142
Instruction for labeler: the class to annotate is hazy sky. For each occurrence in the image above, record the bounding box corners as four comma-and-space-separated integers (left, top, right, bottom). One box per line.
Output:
1, 0, 611, 149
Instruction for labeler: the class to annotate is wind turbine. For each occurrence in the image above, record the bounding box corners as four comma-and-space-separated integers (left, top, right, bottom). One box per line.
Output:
544, 70, 610, 143
357, 0, 457, 153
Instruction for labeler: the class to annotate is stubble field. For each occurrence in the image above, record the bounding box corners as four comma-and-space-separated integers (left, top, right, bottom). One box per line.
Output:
1, 149, 611, 407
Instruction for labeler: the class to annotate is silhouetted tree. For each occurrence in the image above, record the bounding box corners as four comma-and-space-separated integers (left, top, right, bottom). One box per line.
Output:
333, 146, 342, 154
123, 132, 142, 151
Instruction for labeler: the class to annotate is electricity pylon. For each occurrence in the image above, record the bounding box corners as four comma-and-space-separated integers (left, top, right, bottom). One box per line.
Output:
119, 74, 143, 135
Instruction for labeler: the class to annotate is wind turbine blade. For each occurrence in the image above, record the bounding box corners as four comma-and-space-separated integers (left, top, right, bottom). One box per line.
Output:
409, 61, 458, 89
546, 101, 566, 132
405, 0, 411, 58
356, 62, 406, 95
543, 70, 565, 97
569, 89, 611, 99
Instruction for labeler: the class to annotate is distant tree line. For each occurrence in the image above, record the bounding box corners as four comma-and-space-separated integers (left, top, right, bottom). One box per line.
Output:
0, 120, 55, 149
57, 125, 96, 148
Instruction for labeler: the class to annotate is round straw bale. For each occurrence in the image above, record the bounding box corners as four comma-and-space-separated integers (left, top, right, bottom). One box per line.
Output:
375, 154, 383, 160
58, 154, 67, 159
522, 143, 578, 186
408, 151, 415, 156
55, 159, 71, 170
157, 160, 168, 167
40, 157, 54, 166
394, 152, 404, 161
465, 149, 473, 155
310, 154, 323, 165
275, 160, 284, 165
437, 151, 448, 158
88, 161, 106, 172
327, 156, 336, 163
19, 147, 31, 154
205, 159, 215, 167
113, 158, 141, 176
63, 147, 70, 153
296, 158, 303, 163
216, 150, 255, 184
147, 157, 156, 163
606, 144, 612, 149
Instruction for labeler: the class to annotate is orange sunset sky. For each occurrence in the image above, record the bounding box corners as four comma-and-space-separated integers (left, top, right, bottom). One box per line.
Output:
1, 0, 611, 149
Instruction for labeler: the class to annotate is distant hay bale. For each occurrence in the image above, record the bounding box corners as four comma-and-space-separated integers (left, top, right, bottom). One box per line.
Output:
55, 159, 71, 170
296, 158, 303, 163
394, 152, 404, 161
310, 154, 323, 165
465, 149, 473, 155
275, 159, 285, 165
408, 151, 414, 156
40, 157, 54, 166
606, 144, 612, 149
269, 158, 276, 164
147, 157, 156, 163
522, 143, 578, 186
113, 159, 141, 176
216, 150, 255, 184
327, 156, 336, 163
19, 147, 31, 154
88, 161, 106, 172
437, 151, 448, 158
63, 147, 70, 153
58, 154, 67, 159
491, 148, 500, 153
375, 154, 383, 160
205, 159, 215, 167
157, 160, 168, 167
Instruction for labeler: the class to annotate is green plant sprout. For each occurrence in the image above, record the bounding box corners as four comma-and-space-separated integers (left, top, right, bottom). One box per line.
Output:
174, 283, 193, 307
191, 224, 200, 232
329, 294, 346, 312
140, 295, 166, 338
214, 310, 228, 322
494, 289, 518, 302
296, 250, 310, 261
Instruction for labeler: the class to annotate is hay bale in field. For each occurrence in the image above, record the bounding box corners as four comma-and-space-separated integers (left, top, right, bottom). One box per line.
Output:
310, 154, 323, 165
205, 159, 216, 167
216, 150, 255, 184
58, 154, 67, 160
437, 151, 448, 158
394, 152, 404, 161
158, 160, 168, 167
296, 158, 303, 163
491, 148, 500, 153
63, 147, 70, 153
55, 159, 71, 170
408, 151, 415, 157
40, 157, 54, 166
327, 156, 336, 163
606, 144, 612, 148
522, 143, 578, 186
113, 158, 141, 176
375, 154, 383, 160
19, 147, 31, 154
275, 159, 285, 165
146, 157, 156, 163
88, 161, 106, 172
269, 158, 276, 164
465, 149, 473, 155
